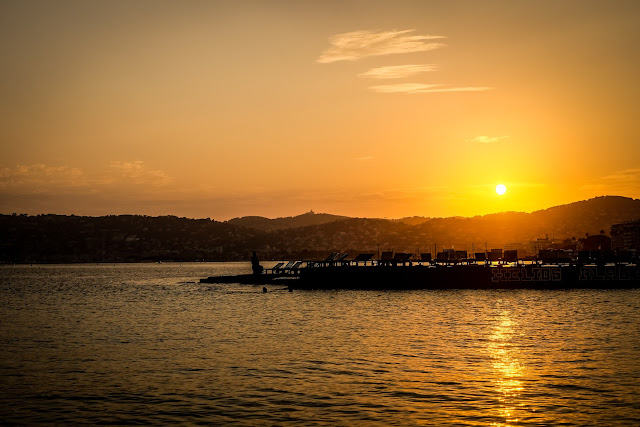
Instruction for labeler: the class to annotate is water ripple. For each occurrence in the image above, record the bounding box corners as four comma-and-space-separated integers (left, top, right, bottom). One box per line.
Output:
1, 264, 640, 425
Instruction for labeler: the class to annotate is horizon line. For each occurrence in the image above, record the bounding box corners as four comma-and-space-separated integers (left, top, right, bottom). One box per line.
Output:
1, 195, 633, 223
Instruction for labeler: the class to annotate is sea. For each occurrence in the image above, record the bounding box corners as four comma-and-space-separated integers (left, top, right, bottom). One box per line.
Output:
1, 262, 639, 426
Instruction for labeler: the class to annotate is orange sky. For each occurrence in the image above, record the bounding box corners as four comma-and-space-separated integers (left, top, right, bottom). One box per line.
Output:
1, 0, 639, 220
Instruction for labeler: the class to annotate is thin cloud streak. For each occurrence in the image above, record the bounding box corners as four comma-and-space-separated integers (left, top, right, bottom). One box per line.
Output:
0, 164, 86, 191
0, 161, 173, 193
317, 30, 445, 63
580, 168, 640, 194
369, 83, 441, 93
108, 161, 173, 186
469, 135, 510, 144
370, 83, 494, 94
358, 64, 438, 79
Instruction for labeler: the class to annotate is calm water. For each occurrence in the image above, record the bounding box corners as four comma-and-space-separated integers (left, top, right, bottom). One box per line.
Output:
1, 263, 640, 425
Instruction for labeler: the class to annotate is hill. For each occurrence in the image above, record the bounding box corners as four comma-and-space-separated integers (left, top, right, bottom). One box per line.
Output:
1, 196, 638, 263
257, 196, 640, 259
226, 211, 348, 231
0, 214, 267, 263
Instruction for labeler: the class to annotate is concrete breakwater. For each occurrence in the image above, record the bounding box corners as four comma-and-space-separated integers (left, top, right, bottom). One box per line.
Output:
201, 263, 640, 290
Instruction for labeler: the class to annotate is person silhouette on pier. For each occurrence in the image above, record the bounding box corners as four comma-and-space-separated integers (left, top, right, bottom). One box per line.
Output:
251, 251, 264, 275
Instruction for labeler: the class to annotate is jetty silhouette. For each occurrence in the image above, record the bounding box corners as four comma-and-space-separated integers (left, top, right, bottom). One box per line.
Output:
201, 250, 640, 290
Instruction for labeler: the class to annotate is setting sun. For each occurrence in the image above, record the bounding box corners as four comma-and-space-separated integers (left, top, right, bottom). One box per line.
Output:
1, 2, 639, 220
496, 184, 507, 195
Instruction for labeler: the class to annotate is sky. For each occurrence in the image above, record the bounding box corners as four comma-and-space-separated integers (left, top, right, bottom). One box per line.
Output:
1, 0, 639, 220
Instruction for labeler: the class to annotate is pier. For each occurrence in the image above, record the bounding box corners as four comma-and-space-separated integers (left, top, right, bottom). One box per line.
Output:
200, 251, 640, 290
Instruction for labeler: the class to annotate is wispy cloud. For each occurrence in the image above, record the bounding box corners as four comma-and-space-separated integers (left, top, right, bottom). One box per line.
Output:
601, 168, 640, 182
355, 156, 375, 161
580, 168, 640, 194
0, 161, 173, 193
369, 83, 440, 93
108, 161, 173, 186
317, 30, 445, 63
0, 164, 86, 191
358, 64, 438, 79
469, 135, 510, 144
318, 29, 492, 95
369, 83, 494, 94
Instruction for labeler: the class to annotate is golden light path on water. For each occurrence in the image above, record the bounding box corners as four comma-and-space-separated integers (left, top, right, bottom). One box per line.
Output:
2, 264, 640, 425
488, 303, 525, 426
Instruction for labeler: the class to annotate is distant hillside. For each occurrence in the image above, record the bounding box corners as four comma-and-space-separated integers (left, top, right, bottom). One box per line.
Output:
226, 211, 348, 232
393, 216, 433, 226
0, 214, 267, 263
2, 196, 638, 263
528, 195, 640, 234
260, 196, 640, 258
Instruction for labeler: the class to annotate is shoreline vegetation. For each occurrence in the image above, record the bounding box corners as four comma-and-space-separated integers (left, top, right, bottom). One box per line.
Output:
2, 196, 639, 264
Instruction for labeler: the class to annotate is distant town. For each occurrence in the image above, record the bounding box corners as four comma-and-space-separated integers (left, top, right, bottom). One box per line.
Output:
1, 196, 639, 264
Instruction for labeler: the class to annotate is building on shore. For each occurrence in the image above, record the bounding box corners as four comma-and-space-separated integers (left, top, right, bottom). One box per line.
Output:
578, 233, 611, 251
529, 235, 553, 256
611, 220, 640, 251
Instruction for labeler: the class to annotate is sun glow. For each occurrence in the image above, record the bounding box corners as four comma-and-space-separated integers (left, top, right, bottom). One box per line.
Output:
496, 184, 507, 195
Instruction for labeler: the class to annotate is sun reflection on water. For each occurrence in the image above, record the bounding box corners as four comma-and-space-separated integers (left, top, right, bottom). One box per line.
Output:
487, 305, 525, 427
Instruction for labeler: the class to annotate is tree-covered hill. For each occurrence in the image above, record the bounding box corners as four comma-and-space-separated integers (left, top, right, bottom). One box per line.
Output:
1, 196, 638, 263
0, 214, 267, 263
226, 211, 348, 232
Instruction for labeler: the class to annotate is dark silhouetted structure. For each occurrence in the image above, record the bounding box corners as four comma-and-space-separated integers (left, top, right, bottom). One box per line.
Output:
611, 220, 640, 251
578, 234, 611, 251
251, 252, 264, 275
